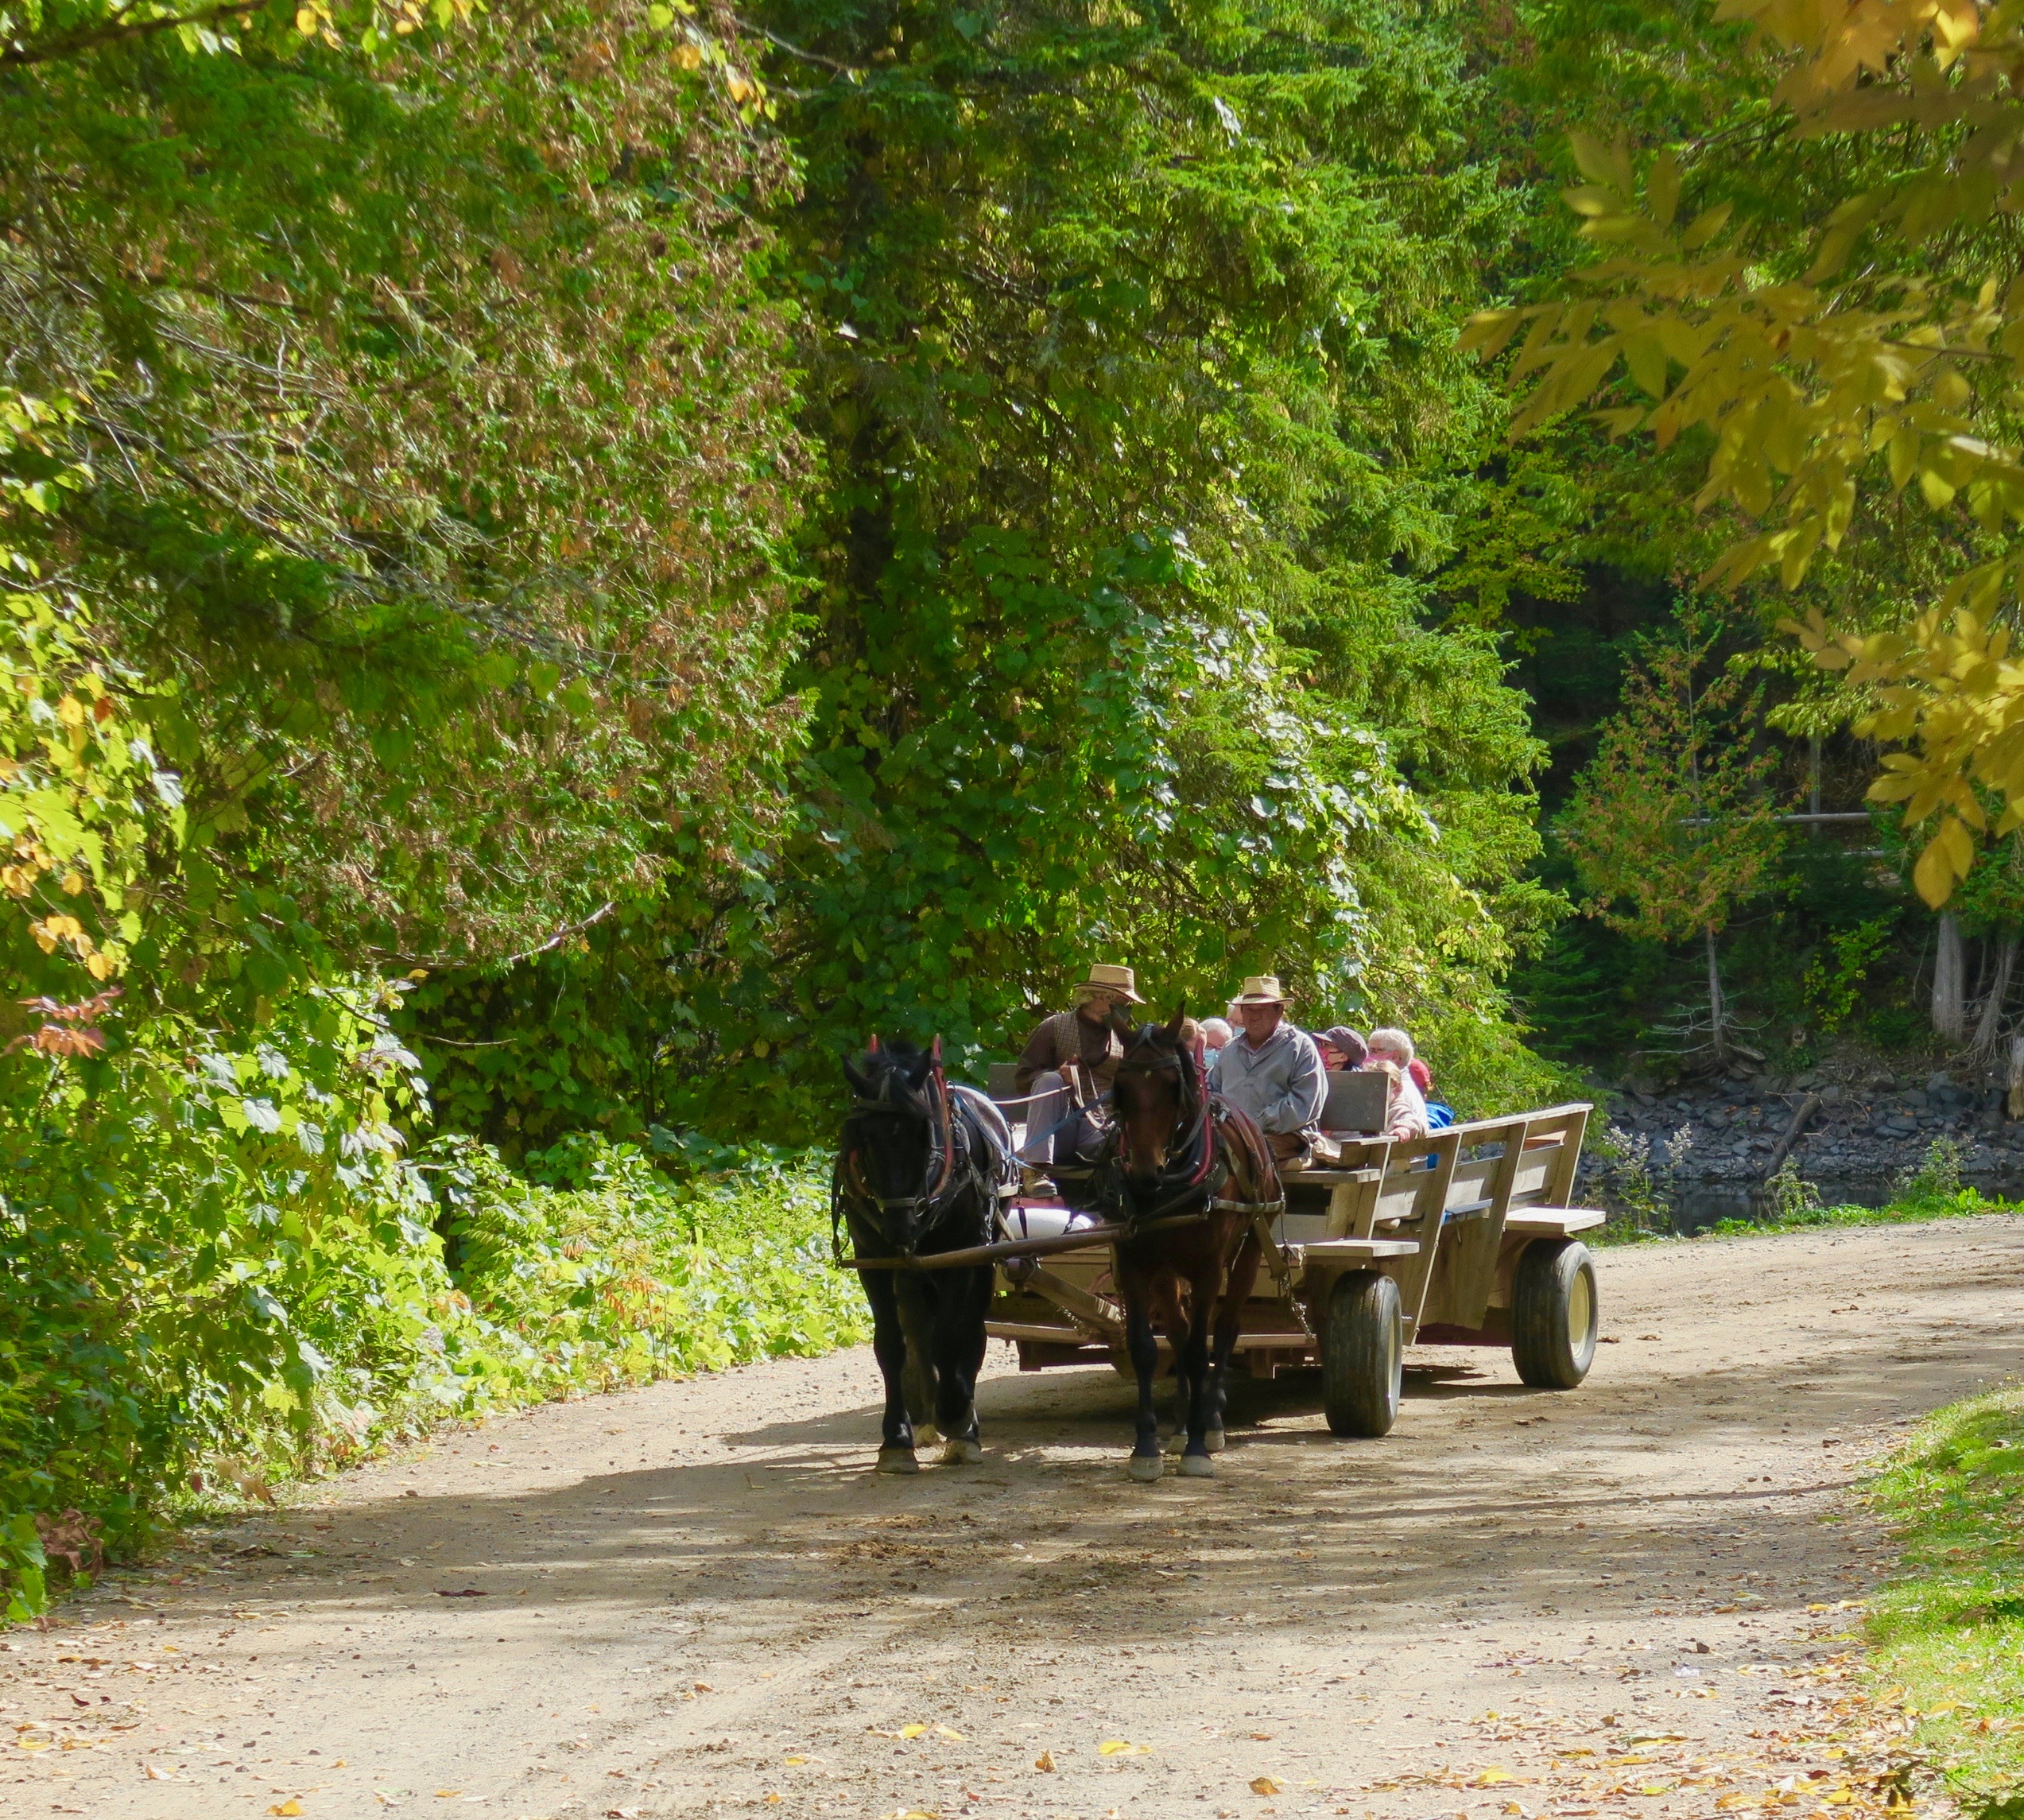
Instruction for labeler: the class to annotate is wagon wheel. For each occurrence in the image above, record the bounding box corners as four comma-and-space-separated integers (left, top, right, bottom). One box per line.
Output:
1321, 1271, 1402, 1438
1510, 1238, 1598, 1389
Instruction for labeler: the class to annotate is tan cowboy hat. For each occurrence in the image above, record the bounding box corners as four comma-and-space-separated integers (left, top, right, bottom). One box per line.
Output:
1072, 962, 1146, 1005
1231, 974, 1289, 1006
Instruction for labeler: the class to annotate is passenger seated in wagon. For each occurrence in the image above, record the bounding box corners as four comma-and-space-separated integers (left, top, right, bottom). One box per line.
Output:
1367, 1026, 1452, 1131
1011, 961, 1139, 1164
1206, 974, 1325, 1170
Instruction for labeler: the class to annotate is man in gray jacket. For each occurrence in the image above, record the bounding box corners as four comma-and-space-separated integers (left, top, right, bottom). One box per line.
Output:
1207, 974, 1324, 1169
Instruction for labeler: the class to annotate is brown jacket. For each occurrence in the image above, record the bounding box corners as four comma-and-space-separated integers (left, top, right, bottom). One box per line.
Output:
1014, 1008, 1125, 1096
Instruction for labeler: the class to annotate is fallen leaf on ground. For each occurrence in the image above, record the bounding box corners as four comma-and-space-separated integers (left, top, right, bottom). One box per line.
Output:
784, 1754, 806, 1764
1099, 1739, 1151, 1756
1250, 1776, 1282, 1795
935, 1725, 964, 1740
434, 1792, 462, 1799
436, 1589, 487, 1598
1470, 1768, 1522, 1787
269, 1805, 303, 1817
1033, 1751, 1055, 1771
898, 1724, 928, 1739
17, 1739, 49, 1753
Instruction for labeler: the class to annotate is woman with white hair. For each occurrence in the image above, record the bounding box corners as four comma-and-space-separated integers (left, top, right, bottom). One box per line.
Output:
1366, 1026, 1453, 1131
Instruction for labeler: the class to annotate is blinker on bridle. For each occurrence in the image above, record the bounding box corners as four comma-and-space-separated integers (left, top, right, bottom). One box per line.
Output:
843, 1035, 959, 1243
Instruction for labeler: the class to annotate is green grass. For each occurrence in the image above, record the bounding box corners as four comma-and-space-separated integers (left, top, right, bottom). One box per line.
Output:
1865, 1387, 2024, 1817
1594, 1188, 2024, 1245
1707, 1187, 2024, 1237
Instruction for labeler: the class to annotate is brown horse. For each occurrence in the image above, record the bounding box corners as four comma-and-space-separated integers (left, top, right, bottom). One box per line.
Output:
1103, 1007, 1280, 1480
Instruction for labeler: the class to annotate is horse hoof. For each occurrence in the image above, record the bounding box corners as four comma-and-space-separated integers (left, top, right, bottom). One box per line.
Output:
913, 1423, 940, 1449
1204, 1428, 1226, 1455
940, 1439, 984, 1465
876, 1448, 919, 1475
1163, 1431, 1185, 1454
1126, 1453, 1165, 1484
1179, 1453, 1216, 1478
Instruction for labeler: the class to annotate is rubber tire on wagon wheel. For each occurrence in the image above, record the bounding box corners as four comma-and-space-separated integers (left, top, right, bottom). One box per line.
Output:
1510, 1239, 1598, 1389
1322, 1270, 1402, 1438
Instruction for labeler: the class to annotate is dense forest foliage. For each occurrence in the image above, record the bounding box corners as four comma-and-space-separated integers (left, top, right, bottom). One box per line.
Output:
6, 0, 2020, 1611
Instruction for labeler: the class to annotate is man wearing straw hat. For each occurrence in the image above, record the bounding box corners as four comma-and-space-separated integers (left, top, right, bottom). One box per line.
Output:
1208, 974, 1325, 1170
1012, 963, 1144, 1164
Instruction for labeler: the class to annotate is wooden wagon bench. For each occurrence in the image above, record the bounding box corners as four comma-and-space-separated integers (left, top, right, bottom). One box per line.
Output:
984, 1098, 1602, 1438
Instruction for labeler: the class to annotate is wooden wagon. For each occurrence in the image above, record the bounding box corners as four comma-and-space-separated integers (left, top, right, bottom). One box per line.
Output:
983, 1090, 1602, 1438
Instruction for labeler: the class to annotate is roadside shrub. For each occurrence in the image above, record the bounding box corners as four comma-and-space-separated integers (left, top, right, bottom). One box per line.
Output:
1899, 1136, 1968, 1203
1764, 1156, 1822, 1223
2, 1019, 865, 1623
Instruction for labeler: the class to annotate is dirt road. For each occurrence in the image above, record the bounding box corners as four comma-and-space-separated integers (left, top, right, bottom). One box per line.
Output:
8, 1217, 2024, 1820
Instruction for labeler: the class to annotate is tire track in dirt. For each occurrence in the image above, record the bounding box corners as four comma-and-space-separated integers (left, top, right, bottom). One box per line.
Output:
6, 1217, 2024, 1819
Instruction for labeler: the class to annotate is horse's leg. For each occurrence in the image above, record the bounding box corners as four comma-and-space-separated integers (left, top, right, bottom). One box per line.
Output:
931, 1263, 991, 1465
1176, 1255, 1218, 1478
895, 1272, 940, 1449
1120, 1261, 1164, 1483
1205, 1225, 1262, 1455
862, 1267, 918, 1473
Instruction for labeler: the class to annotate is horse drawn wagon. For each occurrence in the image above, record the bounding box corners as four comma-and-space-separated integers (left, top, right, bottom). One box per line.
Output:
980, 1071, 1601, 1438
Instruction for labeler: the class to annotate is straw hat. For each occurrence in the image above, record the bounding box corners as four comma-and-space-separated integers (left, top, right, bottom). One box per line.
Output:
1072, 962, 1145, 1005
1231, 974, 1289, 1006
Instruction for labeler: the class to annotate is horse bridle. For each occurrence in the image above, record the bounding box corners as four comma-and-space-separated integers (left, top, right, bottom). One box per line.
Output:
1109, 1033, 1217, 1218
839, 1040, 960, 1247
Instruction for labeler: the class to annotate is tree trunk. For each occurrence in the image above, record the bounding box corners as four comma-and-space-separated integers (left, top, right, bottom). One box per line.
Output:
1933, 910, 1967, 1045
1973, 930, 2020, 1061
1704, 926, 1727, 1057
2008, 1032, 2024, 1119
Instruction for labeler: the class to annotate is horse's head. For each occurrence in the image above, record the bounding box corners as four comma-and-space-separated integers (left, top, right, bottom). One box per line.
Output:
840, 1035, 952, 1253
1108, 1004, 1196, 1187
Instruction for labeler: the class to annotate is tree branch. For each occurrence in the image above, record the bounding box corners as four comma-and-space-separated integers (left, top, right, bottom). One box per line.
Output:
2, 0, 266, 68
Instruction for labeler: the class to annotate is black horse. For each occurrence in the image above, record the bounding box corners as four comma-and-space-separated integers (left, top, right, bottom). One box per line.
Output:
835, 1037, 1015, 1473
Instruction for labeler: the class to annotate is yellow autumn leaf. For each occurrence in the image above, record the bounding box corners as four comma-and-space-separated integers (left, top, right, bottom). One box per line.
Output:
935, 1725, 965, 1740
1470, 1768, 1521, 1787
898, 1723, 928, 1739
763, 1797, 782, 1807
17, 1738, 48, 1752
1033, 1750, 1055, 1771
269, 1805, 304, 1817
1099, 1739, 1151, 1756
1250, 1776, 1282, 1795
784, 1754, 806, 1764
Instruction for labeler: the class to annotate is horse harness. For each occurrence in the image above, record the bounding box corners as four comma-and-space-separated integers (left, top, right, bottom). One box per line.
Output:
832, 1045, 1008, 1265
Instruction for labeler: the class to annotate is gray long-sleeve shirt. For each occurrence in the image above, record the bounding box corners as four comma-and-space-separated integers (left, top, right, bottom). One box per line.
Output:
1208, 1022, 1324, 1139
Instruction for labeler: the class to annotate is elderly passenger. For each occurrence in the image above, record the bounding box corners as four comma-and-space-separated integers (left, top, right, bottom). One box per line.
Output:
1366, 1057, 1430, 1143
1367, 1025, 1452, 1129
1208, 975, 1325, 1170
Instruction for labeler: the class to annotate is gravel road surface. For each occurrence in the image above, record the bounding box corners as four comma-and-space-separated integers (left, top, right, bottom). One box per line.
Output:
7, 1217, 2024, 1820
